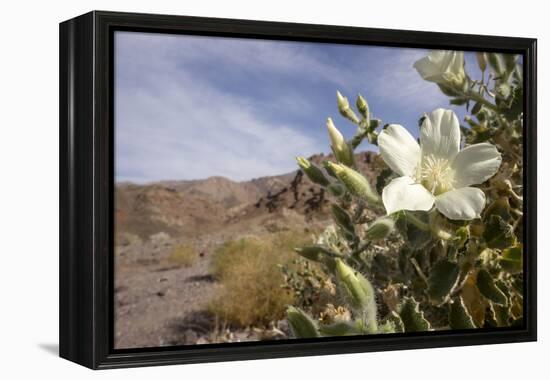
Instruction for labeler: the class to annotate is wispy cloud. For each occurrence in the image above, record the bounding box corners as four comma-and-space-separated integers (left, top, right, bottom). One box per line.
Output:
115, 32, 474, 183
115, 33, 325, 183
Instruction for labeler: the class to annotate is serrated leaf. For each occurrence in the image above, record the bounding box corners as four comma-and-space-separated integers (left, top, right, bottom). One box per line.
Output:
461, 272, 486, 327
483, 215, 516, 249
387, 311, 405, 333
428, 259, 460, 304
398, 297, 431, 332
490, 302, 511, 327
500, 244, 523, 274
449, 297, 477, 329
476, 269, 508, 306
377, 319, 398, 334
319, 321, 361, 336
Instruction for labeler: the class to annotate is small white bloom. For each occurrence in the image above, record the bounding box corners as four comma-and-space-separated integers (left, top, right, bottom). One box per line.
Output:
378, 108, 502, 220
413, 50, 466, 87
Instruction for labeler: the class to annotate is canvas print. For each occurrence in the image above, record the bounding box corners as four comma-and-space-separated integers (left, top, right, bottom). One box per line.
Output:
114, 31, 524, 349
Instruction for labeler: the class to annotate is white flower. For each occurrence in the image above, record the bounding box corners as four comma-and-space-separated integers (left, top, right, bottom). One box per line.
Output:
378, 108, 502, 220
413, 50, 466, 87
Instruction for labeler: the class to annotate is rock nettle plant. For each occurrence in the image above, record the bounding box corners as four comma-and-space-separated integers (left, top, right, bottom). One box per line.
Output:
286, 50, 524, 338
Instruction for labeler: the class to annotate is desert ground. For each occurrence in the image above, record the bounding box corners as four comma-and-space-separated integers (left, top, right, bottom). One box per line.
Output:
114, 151, 379, 348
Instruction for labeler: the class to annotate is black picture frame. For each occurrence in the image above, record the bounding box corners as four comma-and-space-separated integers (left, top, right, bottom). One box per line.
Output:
59, 10, 537, 369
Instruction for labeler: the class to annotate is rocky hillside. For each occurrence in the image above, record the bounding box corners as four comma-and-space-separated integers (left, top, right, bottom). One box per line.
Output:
115, 151, 381, 243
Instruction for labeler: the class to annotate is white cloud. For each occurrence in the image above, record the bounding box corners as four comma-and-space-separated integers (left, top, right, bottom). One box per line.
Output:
115, 34, 323, 183
114, 33, 464, 183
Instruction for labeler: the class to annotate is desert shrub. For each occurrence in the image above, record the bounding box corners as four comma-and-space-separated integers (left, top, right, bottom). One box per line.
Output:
287, 51, 524, 339
209, 231, 310, 328
168, 244, 197, 267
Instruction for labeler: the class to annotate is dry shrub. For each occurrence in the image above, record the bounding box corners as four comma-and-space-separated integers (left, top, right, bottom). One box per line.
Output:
168, 244, 197, 267
209, 231, 310, 327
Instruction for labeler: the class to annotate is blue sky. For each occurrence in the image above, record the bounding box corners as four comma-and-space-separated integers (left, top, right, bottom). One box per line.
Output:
115, 31, 482, 183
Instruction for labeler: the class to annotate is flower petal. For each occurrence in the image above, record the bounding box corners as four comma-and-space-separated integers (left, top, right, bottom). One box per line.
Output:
435, 187, 486, 220
413, 55, 442, 82
420, 108, 461, 161
451, 143, 502, 187
382, 176, 434, 215
378, 124, 421, 177
449, 52, 465, 77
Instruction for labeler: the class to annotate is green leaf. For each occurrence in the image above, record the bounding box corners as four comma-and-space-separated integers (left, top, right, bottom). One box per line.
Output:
319, 320, 361, 336
476, 269, 508, 306
490, 302, 511, 327
386, 311, 405, 333
484, 197, 512, 222
428, 259, 460, 304
286, 306, 319, 338
449, 297, 476, 329
398, 297, 431, 332
377, 320, 398, 334
500, 244, 523, 274
502, 86, 523, 121
471, 102, 482, 115
331, 204, 354, 234
483, 215, 516, 249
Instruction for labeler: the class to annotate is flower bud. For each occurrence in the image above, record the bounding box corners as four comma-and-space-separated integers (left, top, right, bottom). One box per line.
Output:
327, 118, 354, 167
365, 216, 395, 240
324, 162, 380, 205
476, 52, 487, 72
322, 160, 338, 178
296, 156, 330, 186
286, 306, 319, 338
336, 91, 360, 124
356, 94, 370, 121
487, 53, 505, 76
335, 259, 377, 330
294, 245, 333, 262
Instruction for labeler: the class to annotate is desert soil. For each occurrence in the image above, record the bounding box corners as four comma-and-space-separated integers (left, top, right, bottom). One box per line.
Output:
114, 151, 380, 349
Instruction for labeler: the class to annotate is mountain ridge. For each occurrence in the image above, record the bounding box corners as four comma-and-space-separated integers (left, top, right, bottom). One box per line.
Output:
115, 151, 382, 242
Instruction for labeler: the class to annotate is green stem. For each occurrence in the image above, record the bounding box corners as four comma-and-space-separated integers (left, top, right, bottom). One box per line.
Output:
428, 211, 453, 241
466, 91, 498, 112
405, 212, 430, 231
410, 257, 428, 285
